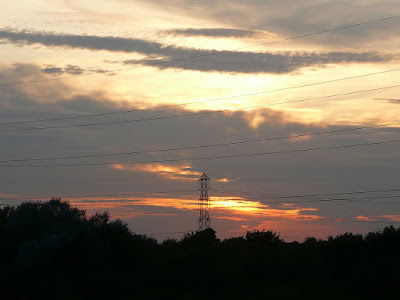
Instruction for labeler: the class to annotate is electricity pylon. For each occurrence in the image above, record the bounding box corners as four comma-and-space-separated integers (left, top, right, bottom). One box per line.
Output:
198, 173, 211, 231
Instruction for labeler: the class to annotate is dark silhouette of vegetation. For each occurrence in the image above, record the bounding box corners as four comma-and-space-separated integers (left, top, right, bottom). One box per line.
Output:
0, 199, 398, 299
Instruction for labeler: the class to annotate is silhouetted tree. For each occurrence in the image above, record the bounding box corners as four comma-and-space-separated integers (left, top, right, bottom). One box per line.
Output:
181, 228, 219, 248
246, 229, 283, 246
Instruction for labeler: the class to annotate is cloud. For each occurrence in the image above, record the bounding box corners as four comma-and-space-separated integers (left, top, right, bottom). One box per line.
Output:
0, 28, 397, 74
0, 28, 166, 54
41, 64, 111, 76
42, 64, 84, 75
136, 0, 400, 49
356, 215, 376, 222
41, 66, 64, 74
124, 51, 397, 74
374, 98, 400, 104
160, 27, 275, 39
289, 134, 312, 142
111, 163, 232, 183
214, 216, 249, 221
381, 215, 400, 221
111, 163, 202, 180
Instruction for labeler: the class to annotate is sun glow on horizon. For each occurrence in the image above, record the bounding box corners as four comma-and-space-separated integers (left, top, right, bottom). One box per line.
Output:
62, 194, 322, 223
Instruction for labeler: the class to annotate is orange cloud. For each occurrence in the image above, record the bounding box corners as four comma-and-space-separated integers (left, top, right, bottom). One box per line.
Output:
111, 163, 202, 180
381, 215, 400, 221
111, 163, 231, 183
333, 219, 345, 223
111, 212, 178, 219
289, 134, 311, 142
67, 194, 322, 223
216, 178, 233, 183
209, 196, 321, 221
356, 215, 376, 222
214, 216, 248, 222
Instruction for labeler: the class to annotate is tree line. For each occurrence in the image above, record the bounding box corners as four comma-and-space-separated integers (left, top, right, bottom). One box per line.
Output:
0, 198, 398, 299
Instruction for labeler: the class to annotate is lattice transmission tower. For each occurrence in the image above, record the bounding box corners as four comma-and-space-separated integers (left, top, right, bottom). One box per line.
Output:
198, 173, 211, 231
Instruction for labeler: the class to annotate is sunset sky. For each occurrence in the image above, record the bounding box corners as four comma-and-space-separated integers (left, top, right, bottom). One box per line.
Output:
1, 0, 400, 241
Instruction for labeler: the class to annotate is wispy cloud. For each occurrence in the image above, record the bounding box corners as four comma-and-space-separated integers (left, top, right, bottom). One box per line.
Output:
42, 64, 85, 75
356, 215, 376, 222
374, 97, 400, 104
381, 215, 400, 221
138, 0, 400, 49
123, 51, 396, 74
111, 163, 202, 180
111, 163, 232, 182
160, 27, 275, 39
289, 134, 312, 142
0, 28, 397, 74
69, 195, 321, 222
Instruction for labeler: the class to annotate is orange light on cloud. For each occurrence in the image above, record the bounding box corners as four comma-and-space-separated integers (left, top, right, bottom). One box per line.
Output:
214, 216, 249, 222
289, 134, 312, 142
356, 215, 376, 222
111, 163, 232, 182
67, 194, 322, 223
381, 215, 400, 221
111, 163, 202, 180
209, 196, 321, 221
216, 178, 232, 183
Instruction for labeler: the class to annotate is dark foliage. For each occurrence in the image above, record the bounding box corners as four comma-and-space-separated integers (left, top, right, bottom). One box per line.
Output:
0, 199, 398, 299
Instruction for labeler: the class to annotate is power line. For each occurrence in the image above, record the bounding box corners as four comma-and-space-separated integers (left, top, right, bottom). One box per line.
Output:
0, 15, 397, 89
210, 171, 390, 190
2, 84, 400, 132
1, 121, 398, 163
0, 174, 160, 186
0, 170, 388, 191
4, 185, 400, 203
261, 194, 400, 204
1, 138, 398, 168
2, 192, 400, 213
1, 67, 399, 126
2, 167, 370, 190
214, 194, 400, 205
0, 189, 196, 202
2, 189, 399, 205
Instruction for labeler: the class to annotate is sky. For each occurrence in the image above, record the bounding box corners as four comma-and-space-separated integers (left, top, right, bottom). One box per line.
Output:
1, 0, 400, 241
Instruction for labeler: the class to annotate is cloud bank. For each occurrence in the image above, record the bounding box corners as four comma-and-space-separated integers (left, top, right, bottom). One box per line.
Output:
137, 0, 400, 48
0, 28, 397, 74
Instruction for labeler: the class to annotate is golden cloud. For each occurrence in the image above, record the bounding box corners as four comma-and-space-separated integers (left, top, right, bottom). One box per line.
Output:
111, 163, 232, 183
289, 134, 312, 142
111, 163, 202, 180
356, 215, 376, 222
68, 194, 321, 222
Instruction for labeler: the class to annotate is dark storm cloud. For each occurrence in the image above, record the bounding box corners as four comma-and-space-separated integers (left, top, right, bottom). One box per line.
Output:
0, 28, 397, 74
161, 27, 264, 38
